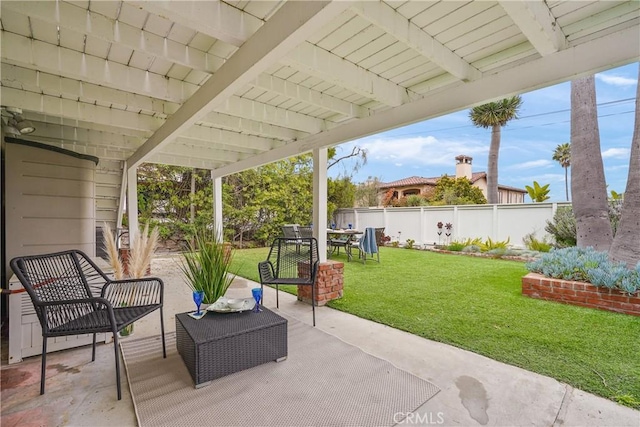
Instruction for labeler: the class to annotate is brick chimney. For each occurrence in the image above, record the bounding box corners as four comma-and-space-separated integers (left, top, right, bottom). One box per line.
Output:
455, 155, 472, 179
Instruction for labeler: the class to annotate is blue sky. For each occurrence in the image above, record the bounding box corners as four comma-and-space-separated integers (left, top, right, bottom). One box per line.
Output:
330, 62, 639, 202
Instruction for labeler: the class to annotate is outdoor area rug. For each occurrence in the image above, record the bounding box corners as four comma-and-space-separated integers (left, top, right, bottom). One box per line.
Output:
121, 316, 440, 426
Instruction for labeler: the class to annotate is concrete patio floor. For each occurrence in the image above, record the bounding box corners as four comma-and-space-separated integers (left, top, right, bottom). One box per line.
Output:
2, 254, 638, 426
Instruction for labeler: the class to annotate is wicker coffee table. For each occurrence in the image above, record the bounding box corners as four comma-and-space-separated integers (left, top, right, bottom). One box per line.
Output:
175, 307, 288, 388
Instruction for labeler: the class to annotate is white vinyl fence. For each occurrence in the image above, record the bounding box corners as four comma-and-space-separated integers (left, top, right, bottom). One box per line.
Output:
334, 203, 571, 248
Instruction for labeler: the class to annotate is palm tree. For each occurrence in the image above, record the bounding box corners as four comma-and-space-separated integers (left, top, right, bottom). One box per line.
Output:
610, 64, 640, 268
525, 181, 550, 202
470, 96, 523, 204
552, 143, 571, 201
570, 75, 612, 251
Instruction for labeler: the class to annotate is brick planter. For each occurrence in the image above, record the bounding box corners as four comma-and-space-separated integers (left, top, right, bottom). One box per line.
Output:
297, 261, 344, 306
522, 273, 640, 316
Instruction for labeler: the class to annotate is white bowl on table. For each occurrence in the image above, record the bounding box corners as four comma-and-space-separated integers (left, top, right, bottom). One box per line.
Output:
227, 299, 244, 310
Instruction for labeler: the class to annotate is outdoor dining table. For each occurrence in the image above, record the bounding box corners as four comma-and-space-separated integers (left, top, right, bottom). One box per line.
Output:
327, 229, 363, 261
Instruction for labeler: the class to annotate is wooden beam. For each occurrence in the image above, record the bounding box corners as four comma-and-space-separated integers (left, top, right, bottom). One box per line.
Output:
352, 1, 482, 82
500, 0, 567, 56
211, 25, 639, 177
127, 0, 352, 169
2, 1, 224, 73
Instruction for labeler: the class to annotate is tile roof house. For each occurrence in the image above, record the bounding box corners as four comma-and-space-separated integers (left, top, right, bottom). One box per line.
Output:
379, 155, 526, 205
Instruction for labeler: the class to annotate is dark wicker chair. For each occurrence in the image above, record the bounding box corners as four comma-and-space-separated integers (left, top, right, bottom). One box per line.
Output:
258, 237, 319, 326
9, 250, 166, 400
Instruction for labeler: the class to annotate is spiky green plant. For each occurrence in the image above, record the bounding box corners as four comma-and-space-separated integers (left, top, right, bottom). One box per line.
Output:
180, 227, 236, 304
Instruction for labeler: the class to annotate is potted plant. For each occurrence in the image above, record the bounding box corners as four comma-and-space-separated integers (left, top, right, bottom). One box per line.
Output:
180, 226, 236, 305
102, 222, 159, 336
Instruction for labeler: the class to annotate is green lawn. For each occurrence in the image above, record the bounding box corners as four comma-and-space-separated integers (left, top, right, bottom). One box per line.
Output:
230, 246, 640, 408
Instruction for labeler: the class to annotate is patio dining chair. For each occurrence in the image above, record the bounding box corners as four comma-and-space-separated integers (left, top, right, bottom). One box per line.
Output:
258, 237, 319, 326
351, 227, 380, 264
9, 250, 166, 400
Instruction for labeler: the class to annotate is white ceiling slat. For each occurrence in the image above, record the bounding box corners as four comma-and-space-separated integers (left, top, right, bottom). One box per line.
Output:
31, 122, 141, 150
2, 1, 225, 73
213, 24, 639, 177
447, 16, 516, 52
284, 41, 410, 107
352, 1, 482, 82
315, 14, 368, 52
21, 111, 152, 139
1, 87, 163, 131
177, 136, 277, 155
199, 112, 306, 141
437, 5, 506, 45
129, 0, 263, 48
148, 152, 222, 170
1, 32, 196, 104
0, 8, 31, 36
89, 1, 121, 20
220, 92, 327, 134
182, 125, 277, 151
412, 1, 467, 30
500, 0, 568, 56
554, 1, 621, 26
250, 73, 370, 118
158, 143, 246, 163
331, 24, 385, 59
562, 2, 640, 40
127, 0, 353, 169
1, 64, 178, 116
358, 42, 407, 71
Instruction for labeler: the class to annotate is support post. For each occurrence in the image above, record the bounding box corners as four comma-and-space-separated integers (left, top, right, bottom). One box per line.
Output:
127, 165, 138, 246
212, 173, 223, 242
313, 148, 328, 262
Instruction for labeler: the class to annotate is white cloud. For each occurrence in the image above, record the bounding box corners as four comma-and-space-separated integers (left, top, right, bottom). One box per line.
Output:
359, 135, 487, 166
601, 148, 630, 159
506, 159, 553, 170
514, 173, 566, 184
596, 74, 638, 87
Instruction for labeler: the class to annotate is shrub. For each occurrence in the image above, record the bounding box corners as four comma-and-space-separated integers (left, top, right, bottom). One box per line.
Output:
405, 239, 415, 249
391, 241, 400, 248
545, 207, 576, 248
447, 241, 466, 251
487, 248, 507, 258
545, 204, 623, 248
479, 237, 510, 252
523, 233, 552, 252
526, 247, 640, 294
462, 245, 481, 253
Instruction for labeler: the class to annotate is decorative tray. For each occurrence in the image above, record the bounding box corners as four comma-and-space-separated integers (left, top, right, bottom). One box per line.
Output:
207, 297, 255, 313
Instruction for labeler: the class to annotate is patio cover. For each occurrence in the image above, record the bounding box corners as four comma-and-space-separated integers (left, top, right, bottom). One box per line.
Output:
1, 0, 639, 245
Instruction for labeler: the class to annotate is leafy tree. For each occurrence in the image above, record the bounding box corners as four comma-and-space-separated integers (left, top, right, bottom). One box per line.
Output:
223, 156, 313, 245
137, 164, 213, 239
525, 181, 550, 202
431, 175, 487, 205
570, 76, 613, 251
355, 177, 382, 207
552, 142, 571, 201
610, 64, 640, 268
328, 176, 356, 221
469, 96, 523, 204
